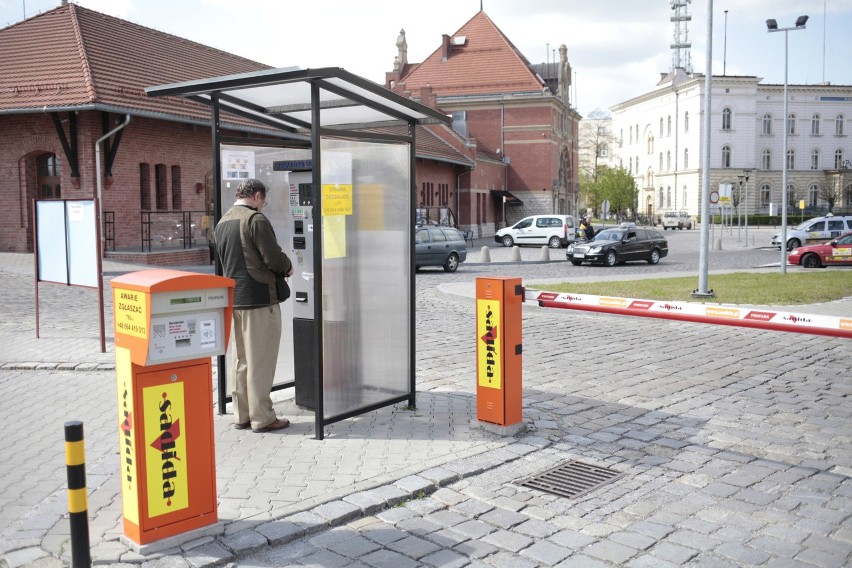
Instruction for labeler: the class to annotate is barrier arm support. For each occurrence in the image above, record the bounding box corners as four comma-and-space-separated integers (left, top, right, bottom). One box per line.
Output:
525, 289, 852, 339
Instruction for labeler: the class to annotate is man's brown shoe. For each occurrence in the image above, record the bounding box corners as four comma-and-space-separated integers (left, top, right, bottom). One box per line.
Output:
252, 418, 290, 433
234, 421, 251, 430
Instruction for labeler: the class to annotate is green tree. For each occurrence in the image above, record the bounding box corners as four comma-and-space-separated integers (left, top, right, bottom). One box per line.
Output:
596, 167, 638, 218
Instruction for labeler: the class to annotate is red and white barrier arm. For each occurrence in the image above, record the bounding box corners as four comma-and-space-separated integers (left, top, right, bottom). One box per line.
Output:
525, 288, 852, 339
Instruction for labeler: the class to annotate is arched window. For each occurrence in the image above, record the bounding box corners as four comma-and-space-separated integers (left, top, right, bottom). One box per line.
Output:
762, 149, 772, 170
787, 113, 797, 135
808, 184, 820, 208
722, 107, 732, 130
684, 111, 689, 132
787, 184, 797, 207
811, 114, 821, 135
683, 186, 688, 209
836, 114, 845, 136
629, 125, 633, 144
37, 153, 61, 199
786, 149, 795, 170
811, 149, 820, 170
684, 148, 689, 169
667, 115, 672, 136
659, 186, 664, 208
846, 183, 852, 207
762, 113, 772, 135
666, 151, 671, 171
647, 167, 654, 189
760, 183, 772, 207
836, 149, 845, 169
722, 145, 732, 168
659, 152, 664, 171
647, 135, 654, 154
629, 157, 633, 173
660, 117, 664, 137
666, 186, 672, 208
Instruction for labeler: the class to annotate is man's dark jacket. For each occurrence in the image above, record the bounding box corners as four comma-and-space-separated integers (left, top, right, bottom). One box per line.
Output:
214, 204, 292, 309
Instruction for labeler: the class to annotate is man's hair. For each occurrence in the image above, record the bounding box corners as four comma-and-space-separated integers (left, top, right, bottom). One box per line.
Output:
235, 178, 266, 199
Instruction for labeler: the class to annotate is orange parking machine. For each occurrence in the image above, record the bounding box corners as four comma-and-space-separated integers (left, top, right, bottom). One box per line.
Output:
110, 270, 233, 545
475, 277, 522, 426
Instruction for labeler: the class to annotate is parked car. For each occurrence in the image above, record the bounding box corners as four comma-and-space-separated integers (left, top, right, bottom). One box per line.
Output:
788, 232, 852, 268
567, 223, 668, 266
661, 211, 693, 230
415, 225, 467, 272
495, 215, 575, 248
771, 215, 852, 251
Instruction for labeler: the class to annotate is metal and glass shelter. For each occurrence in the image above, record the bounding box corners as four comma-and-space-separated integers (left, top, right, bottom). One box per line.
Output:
146, 67, 449, 439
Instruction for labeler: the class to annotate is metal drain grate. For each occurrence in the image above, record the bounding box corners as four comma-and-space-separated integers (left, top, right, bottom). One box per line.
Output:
516, 460, 622, 499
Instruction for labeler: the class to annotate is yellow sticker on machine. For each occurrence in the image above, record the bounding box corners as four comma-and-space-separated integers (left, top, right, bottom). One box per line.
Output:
477, 298, 502, 390
114, 288, 148, 338
143, 382, 189, 518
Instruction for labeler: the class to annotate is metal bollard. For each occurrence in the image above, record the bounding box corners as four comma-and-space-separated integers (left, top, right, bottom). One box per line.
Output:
64, 421, 91, 568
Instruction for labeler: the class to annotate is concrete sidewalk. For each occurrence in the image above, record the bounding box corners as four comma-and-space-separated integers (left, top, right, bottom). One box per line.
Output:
1, 251, 850, 567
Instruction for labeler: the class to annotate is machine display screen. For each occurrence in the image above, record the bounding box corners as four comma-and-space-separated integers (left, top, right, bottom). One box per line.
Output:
170, 296, 202, 305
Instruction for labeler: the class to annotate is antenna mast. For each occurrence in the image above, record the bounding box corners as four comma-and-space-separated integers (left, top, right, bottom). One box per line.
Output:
670, 0, 693, 73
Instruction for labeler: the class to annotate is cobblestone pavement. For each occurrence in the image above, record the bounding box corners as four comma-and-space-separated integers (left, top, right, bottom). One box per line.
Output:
0, 227, 850, 567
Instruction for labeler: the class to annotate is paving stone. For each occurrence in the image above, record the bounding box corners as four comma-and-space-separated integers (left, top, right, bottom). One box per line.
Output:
326, 534, 381, 559
314, 500, 362, 524
387, 535, 441, 559
219, 529, 268, 555
358, 548, 419, 568
420, 548, 469, 568
481, 529, 535, 553
714, 542, 771, 565
479, 508, 529, 529
583, 539, 641, 564
520, 539, 571, 564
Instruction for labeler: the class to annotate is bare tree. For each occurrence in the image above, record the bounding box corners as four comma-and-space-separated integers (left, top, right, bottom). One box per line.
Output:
819, 178, 843, 213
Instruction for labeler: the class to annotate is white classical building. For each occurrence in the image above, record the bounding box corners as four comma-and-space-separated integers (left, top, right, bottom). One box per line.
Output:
610, 69, 852, 221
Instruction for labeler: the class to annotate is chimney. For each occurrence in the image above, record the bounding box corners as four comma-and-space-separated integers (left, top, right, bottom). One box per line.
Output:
419, 84, 436, 109
441, 34, 451, 61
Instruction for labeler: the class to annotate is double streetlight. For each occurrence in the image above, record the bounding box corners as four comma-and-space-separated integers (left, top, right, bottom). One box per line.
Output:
766, 15, 808, 274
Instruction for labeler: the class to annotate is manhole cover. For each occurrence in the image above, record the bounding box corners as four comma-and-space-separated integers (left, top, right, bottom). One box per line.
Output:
516, 460, 622, 499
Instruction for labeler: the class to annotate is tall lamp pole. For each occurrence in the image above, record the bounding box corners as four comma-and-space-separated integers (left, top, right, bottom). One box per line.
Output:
766, 15, 808, 274
742, 168, 751, 246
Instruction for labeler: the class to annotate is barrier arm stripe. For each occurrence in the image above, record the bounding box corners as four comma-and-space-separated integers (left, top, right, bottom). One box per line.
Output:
526, 289, 852, 339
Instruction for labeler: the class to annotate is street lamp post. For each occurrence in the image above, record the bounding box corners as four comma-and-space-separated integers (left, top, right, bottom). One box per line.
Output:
767, 15, 808, 274
737, 176, 744, 242
742, 168, 751, 246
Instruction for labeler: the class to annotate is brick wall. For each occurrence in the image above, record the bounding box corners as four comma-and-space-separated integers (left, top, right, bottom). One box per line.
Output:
0, 111, 214, 257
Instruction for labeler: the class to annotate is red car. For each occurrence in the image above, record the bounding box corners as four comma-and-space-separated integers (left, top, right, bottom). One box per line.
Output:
788, 232, 852, 268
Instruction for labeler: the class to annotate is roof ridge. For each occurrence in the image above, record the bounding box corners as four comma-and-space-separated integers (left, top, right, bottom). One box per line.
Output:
475, 11, 542, 89
67, 4, 98, 103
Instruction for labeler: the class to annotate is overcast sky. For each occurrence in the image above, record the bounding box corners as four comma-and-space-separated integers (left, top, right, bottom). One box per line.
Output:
3, 0, 851, 117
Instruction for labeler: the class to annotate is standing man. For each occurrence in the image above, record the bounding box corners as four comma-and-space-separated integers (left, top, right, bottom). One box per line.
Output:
215, 178, 293, 433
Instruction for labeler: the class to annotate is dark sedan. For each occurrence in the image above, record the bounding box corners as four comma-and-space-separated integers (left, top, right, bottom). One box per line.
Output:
415, 225, 468, 272
567, 223, 668, 266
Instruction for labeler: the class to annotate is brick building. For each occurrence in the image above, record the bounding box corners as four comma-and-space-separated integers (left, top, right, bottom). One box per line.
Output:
0, 3, 475, 263
386, 10, 581, 236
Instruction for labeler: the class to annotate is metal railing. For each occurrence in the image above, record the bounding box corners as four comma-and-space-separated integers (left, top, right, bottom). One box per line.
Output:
140, 210, 210, 252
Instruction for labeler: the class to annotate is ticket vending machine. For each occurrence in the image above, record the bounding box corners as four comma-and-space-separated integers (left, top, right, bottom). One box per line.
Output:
271, 168, 318, 409
110, 270, 233, 546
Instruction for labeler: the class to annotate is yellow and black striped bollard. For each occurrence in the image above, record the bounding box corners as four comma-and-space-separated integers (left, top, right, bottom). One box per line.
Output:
64, 420, 91, 567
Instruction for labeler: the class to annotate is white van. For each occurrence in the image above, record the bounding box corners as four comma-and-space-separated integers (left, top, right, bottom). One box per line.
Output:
771, 215, 852, 251
495, 215, 575, 248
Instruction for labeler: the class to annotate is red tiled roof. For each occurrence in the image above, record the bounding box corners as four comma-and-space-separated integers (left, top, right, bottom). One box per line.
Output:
398, 11, 545, 97
365, 124, 474, 167
0, 4, 269, 121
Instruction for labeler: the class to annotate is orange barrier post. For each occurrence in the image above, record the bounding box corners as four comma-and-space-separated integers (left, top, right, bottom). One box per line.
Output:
475, 277, 523, 426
